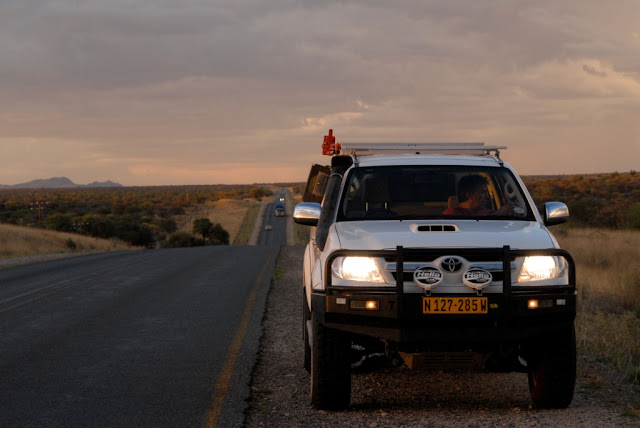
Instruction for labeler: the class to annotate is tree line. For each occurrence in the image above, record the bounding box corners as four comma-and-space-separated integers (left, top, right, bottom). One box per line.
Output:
0, 185, 273, 248
523, 172, 640, 229
1, 172, 638, 248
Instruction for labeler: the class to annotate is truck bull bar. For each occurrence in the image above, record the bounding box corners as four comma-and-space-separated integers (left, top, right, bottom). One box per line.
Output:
324, 246, 576, 314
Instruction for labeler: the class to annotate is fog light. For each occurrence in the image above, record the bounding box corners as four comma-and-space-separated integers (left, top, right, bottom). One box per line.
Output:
350, 300, 379, 310
528, 299, 553, 309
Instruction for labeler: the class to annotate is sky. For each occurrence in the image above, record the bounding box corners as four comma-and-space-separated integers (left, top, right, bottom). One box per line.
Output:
1, 0, 639, 186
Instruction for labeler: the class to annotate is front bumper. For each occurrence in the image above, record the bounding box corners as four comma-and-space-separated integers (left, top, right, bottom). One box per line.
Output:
314, 246, 576, 345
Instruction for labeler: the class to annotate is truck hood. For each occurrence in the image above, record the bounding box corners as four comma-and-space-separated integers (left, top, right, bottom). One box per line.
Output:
334, 220, 556, 250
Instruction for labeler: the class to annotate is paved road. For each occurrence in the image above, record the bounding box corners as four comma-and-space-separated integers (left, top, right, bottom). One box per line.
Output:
260, 189, 287, 247
0, 244, 277, 427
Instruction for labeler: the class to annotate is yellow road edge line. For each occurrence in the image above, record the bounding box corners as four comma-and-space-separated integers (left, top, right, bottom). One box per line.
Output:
202, 255, 272, 428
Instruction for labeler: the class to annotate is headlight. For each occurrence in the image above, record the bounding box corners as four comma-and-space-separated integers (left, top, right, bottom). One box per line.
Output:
331, 257, 385, 283
517, 256, 567, 283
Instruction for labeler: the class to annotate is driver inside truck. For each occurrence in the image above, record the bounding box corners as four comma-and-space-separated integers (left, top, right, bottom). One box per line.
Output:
443, 174, 514, 216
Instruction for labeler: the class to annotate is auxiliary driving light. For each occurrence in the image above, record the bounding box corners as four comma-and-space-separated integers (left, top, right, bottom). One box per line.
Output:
527, 299, 553, 309
350, 300, 380, 311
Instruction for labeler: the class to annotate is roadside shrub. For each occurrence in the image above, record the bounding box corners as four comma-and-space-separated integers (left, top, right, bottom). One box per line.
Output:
85, 216, 116, 239
209, 223, 230, 245
192, 218, 230, 245
129, 226, 156, 248
44, 213, 74, 232
625, 203, 640, 229
65, 238, 77, 250
156, 218, 177, 234
162, 232, 205, 248
193, 218, 214, 240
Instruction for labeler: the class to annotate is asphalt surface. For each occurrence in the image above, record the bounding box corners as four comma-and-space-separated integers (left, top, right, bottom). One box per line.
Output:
259, 200, 287, 247
0, 194, 285, 427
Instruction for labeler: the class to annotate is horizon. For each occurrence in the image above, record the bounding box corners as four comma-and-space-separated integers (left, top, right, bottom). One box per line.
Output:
1, 2, 638, 186
2, 169, 637, 190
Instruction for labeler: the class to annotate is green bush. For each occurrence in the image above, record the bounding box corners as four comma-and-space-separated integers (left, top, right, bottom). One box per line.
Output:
193, 218, 214, 240
210, 223, 230, 245
192, 217, 230, 245
162, 232, 205, 248
625, 203, 640, 229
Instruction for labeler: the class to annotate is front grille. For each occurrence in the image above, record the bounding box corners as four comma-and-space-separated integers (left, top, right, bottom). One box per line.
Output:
385, 254, 516, 263
392, 270, 507, 283
386, 256, 515, 285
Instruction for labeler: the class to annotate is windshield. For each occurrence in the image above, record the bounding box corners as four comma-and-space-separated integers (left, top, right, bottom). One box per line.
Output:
337, 165, 534, 221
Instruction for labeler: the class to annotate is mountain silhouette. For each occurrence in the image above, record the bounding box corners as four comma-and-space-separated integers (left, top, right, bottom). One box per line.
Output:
0, 177, 123, 189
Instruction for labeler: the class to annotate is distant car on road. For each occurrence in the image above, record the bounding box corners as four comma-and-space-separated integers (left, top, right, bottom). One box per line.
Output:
264, 225, 272, 231
274, 204, 285, 217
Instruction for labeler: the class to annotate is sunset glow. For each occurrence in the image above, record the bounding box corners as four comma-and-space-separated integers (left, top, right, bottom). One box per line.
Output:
1, 1, 638, 186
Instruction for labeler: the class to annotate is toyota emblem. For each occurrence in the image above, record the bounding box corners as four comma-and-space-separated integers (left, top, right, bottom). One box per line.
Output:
441, 257, 463, 273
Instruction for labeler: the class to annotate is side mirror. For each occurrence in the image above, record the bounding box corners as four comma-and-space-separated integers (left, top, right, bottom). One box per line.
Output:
293, 202, 322, 226
544, 202, 569, 226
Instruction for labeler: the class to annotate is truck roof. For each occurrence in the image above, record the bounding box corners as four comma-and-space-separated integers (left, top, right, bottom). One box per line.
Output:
338, 142, 505, 157
321, 130, 507, 167
353, 154, 509, 168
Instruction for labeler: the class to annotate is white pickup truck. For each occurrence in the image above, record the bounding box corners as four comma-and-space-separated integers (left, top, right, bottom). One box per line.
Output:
294, 130, 576, 411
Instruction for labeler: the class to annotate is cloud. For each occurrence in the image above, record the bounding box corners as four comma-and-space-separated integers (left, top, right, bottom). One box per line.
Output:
582, 64, 607, 78
1, 0, 639, 185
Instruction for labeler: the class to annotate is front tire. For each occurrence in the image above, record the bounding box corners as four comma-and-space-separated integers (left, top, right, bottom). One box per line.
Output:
527, 326, 576, 409
310, 312, 351, 410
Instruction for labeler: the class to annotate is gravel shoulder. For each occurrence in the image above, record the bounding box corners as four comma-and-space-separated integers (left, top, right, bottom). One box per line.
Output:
0, 252, 93, 270
245, 245, 640, 427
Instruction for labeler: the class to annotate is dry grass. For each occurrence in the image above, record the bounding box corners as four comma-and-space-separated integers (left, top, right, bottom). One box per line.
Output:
557, 228, 640, 310
0, 223, 134, 259
557, 228, 640, 383
0, 198, 262, 260
175, 198, 260, 244
233, 203, 261, 245
288, 192, 310, 245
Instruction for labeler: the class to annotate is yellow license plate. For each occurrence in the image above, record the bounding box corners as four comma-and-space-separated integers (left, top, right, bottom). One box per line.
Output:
423, 297, 488, 314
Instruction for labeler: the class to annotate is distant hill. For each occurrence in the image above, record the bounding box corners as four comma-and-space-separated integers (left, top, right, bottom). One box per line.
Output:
0, 177, 123, 189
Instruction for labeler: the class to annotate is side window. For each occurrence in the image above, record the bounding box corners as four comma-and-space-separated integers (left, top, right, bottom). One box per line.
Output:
485, 174, 501, 210
343, 175, 364, 218
494, 172, 529, 217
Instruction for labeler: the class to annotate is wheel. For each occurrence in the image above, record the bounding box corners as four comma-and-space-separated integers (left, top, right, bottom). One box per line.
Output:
303, 289, 311, 373
310, 312, 351, 410
527, 326, 576, 409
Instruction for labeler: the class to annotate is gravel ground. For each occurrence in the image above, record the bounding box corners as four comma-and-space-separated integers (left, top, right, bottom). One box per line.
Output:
244, 245, 640, 428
